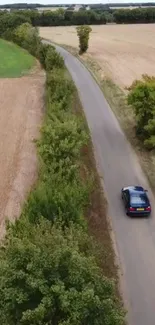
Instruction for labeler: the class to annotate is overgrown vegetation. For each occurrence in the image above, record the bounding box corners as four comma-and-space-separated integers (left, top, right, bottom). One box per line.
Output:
0, 18, 125, 325
127, 75, 155, 150
0, 11, 30, 36
0, 220, 124, 325
76, 25, 92, 54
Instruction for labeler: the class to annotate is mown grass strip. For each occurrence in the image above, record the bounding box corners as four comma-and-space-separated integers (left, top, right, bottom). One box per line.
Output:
0, 38, 35, 78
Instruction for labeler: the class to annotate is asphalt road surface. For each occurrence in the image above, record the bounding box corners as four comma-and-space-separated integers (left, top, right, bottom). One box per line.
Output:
45, 41, 155, 325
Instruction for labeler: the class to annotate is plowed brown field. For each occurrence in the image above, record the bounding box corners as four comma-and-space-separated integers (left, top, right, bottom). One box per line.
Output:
0, 65, 45, 237
40, 24, 155, 88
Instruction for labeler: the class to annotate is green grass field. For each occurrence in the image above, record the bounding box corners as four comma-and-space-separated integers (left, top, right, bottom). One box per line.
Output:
0, 39, 35, 78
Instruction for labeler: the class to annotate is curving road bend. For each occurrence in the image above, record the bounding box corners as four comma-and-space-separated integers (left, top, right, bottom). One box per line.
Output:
45, 41, 155, 325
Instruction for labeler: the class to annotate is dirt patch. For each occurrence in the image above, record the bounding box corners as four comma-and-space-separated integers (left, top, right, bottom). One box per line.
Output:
40, 24, 155, 89
0, 64, 45, 238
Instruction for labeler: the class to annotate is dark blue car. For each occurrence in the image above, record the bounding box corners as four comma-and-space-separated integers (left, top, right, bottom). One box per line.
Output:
121, 186, 151, 217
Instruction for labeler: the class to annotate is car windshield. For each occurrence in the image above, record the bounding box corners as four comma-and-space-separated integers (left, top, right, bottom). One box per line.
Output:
130, 193, 148, 205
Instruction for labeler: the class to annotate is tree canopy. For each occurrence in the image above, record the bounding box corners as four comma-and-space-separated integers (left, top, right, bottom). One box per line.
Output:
76, 25, 92, 54
127, 75, 155, 149
0, 220, 124, 325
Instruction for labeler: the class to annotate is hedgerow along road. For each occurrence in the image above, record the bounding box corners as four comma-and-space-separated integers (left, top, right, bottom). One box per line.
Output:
44, 40, 155, 325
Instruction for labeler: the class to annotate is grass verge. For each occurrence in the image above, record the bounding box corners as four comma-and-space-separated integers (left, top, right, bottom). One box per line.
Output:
73, 89, 117, 281
58, 43, 155, 194
0, 39, 35, 77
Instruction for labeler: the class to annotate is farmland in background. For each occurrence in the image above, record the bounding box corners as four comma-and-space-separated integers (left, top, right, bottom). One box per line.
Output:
40, 24, 155, 89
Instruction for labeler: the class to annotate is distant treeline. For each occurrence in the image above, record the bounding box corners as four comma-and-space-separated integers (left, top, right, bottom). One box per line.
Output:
1, 7, 155, 26
106, 2, 155, 7
114, 8, 155, 23
89, 2, 155, 9
0, 9, 108, 26
1, 2, 155, 9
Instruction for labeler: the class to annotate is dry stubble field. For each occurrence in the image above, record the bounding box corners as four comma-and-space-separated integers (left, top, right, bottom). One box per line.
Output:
40, 24, 155, 89
0, 65, 45, 237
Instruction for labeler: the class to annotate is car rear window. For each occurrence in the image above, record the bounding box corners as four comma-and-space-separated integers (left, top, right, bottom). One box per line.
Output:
131, 194, 148, 205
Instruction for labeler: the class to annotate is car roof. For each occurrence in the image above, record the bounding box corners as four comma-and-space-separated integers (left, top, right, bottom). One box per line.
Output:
123, 186, 145, 194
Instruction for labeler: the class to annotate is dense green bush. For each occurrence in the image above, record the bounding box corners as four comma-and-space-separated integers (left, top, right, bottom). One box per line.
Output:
25, 65, 89, 226
46, 69, 74, 105
127, 75, 155, 149
13, 23, 64, 70
14, 22, 41, 56
23, 178, 89, 226
0, 12, 31, 37
45, 47, 64, 70
38, 43, 54, 68
76, 25, 92, 54
0, 219, 124, 325
38, 115, 88, 174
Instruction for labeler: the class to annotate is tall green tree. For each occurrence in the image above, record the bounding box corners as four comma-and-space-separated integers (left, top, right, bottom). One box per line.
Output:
0, 13, 31, 37
14, 22, 40, 56
0, 219, 124, 325
76, 25, 92, 54
127, 75, 155, 149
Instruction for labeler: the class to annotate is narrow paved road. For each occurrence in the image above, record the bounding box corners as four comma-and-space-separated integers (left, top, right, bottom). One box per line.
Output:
45, 41, 155, 325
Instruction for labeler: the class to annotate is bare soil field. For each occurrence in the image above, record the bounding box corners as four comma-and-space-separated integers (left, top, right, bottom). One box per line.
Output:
0, 66, 45, 237
40, 24, 155, 88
